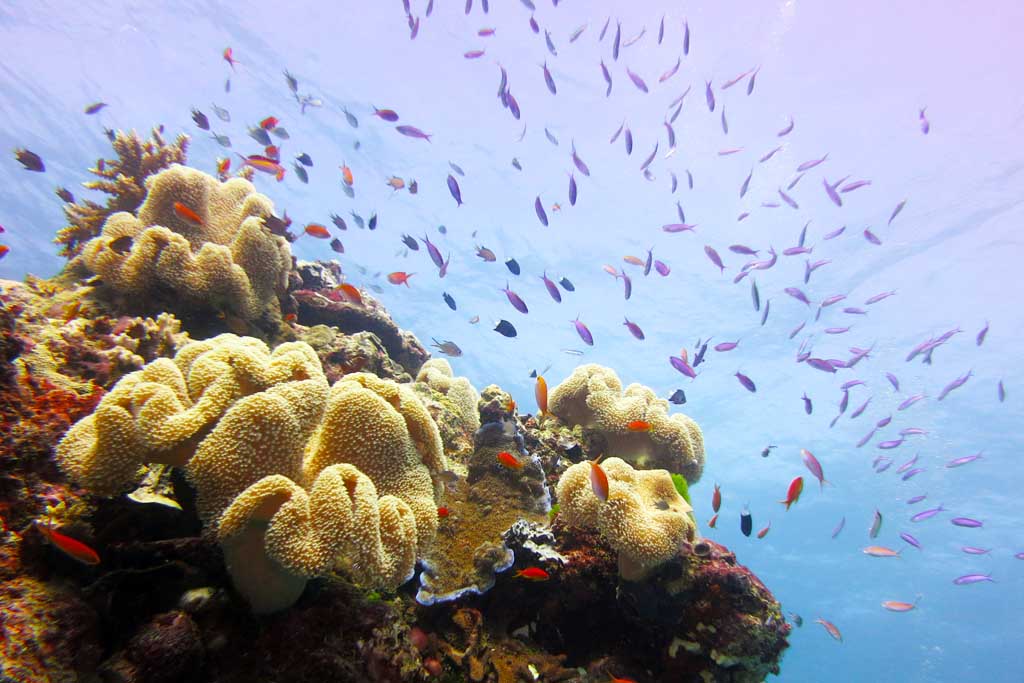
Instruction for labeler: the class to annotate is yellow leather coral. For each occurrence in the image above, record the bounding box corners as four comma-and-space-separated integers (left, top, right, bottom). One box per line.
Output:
80, 164, 291, 321
548, 364, 705, 483
414, 358, 481, 458
556, 457, 696, 580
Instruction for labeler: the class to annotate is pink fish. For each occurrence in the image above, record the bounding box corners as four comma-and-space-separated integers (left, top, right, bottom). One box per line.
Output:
704, 245, 725, 273
623, 317, 645, 340
395, 125, 432, 141
626, 67, 649, 93
659, 57, 681, 83
801, 449, 830, 490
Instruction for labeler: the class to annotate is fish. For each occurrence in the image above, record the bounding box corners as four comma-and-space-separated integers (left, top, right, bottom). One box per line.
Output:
559, 277, 575, 292
174, 202, 203, 225
35, 521, 100, 565
535, 196, 549, 226
329, 214, 348, 232
951, 517, 983, 528
569, 23, 587, 42
760, 146, 783, 163
712, 484, 722, 512
395, 125, 432, 141
869, 509, 883, 538
659, 57, 681, 83
368, 213, 378, 231
888, 199, 907, 226
342, 107, 359, 128
55, 186, 74, 203
211, 102, 230, 122
542, 62, 557, 94
937, 370, 972, 400
626, 67, 649, 93
442, 292, 457, 311
779, 477, 803, 510
571, 141, 591, 177
962, 546, 991, 555
14, 148, 44, 172
919, 107, 930, 134
431, 339, 462, 357
704, 80, 715, 112
494, 320, 517, 337
292, 162, 309, 184
721, 109, 729, 134
715, 341, 739, 352
998, 380, 1006, 402
654, 260, 670, 276
588, 458, 611, 502
474, 245, 496, 262
740, 505, 752, 536
747, 68, 759, 95
544, 30, 557, 56
840, 179, 871, 193
544, 128, 559, 146
863, 546, 900, 558
387, 271, 414, 287
531, 272, 560, 303
572, 316, 594, 346
612, 21, 621, 59
832, 517, 846, 538
899, 532, 922, 550
191, 108, 210, 130
514, 567, 550, 581
778, 189, 799, 210
910, 504, 946, 523
496, 451, 524, 470
663, 223, 697, 234
815, 618, 842, 642
734, 371, 756, 393
84, 101, 108, 115
623, 318, 645, 340
801, 449, 829, 490
760, 300, 771, 326
777, 117, 795, 136
907, 494, 927, 504
625, 129, 634, 154
568, 173, 578, 206
670, 356, 696, 378
704, 246, 725, 273
501, 282, 528, 314
222, 46, 239, 69
797, 153, 829, 172
757, 521, 772, 539
248, 125, 272, 146
446, 174, 463, 206
953, 574, 994, 586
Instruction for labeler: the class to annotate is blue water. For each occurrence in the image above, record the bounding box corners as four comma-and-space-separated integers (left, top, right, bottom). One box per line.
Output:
2, 1, 1023, 680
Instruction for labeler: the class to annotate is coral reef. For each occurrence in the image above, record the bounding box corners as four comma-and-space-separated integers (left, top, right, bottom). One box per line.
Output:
56, 127, 189, 258
298, 324, 413, 383
557, 457, 697, 580
413, 358, 481, 459
291, 260, 429, 374
548, 363, 706, 483
78, 164, 292, 329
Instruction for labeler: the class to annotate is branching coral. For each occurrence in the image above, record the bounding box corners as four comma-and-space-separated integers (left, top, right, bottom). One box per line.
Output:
56, 128, 189, 258
79, 164, 292, 324
548, 364, 705, 483
556, 457, 696, 580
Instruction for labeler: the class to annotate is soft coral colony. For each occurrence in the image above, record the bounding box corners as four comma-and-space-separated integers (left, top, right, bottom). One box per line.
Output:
0, 132, 788, 681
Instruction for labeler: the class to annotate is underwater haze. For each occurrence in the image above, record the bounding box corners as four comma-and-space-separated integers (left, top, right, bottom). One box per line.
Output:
2, 0, 1024, 681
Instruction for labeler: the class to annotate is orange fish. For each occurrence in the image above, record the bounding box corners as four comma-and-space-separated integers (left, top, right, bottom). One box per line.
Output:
222, 46, 239, 70
36, 520, 100, 565
590, 458, 609, 501
602, 264, 619, 277
609, 675, 637, 683
881, 599, 917, 612
437, 506, 450, 518
712, 483, 721, 512
173, 201, 203, 225
779, 476, 804, 510
863, 546, 900, 558
340, 163, 354, 186
679, 348, 689, 364
264, 145, 280, 160
757, 521, 772, 538
506, 398, 516, 413
497, 451, 523, 470
623, 255, 644, 266
535, 376, 548, 415
0, 245, 9, 260
386, 176, 405, 190
815, 618, 843, 642
216, 157, 231, 176
708, 513, 718, 528
304, 223, 330, 239
239, 153, 285, 177
551, 202, 562, 212
260, 116, 279, 130
514, 567, 549, 581
284, 313, 298, 323
336, 283, 363, 305
627, 420, 652, 432
387, 271, 414, 287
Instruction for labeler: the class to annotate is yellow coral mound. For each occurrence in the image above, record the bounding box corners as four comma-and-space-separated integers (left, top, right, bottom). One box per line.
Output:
556, 457, 696, 580
414, 358, 481, 457
80, 164, 291, 321
549, 364, 705, 483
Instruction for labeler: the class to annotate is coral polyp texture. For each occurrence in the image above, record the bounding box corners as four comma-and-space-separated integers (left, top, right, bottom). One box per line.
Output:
548, 363, 705, 483
54, 335, 447, 612
556, 457, 697, 580
413, 358, 481, 458
56, 128, 189, 258
79, 164, 291, 324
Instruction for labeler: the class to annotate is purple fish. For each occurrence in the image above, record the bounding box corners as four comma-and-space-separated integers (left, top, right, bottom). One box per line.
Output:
937, 370, 972, 401
821, 294, 847, 308
540, 272, 561, 303
886, 373, 900, 391
655, 260, 670, 276
622, 272, 632, 300
612, 21, 621, 59
839, 390, 850, 414
900, 532, 922, 550
572, 316, 593, 346
704, 245, 725, 273
901, 467, 924, 481
715, 341, 740, 352
735, 371, 756, 393
535, 196, 548, 226
600, 60, 613, 96
998, 380, 1006, 402
783, 246, 813, 256
671, 355, 696, 378
501, 282, 528, 314
976, 321, 989, 346
663, 223, 697, 234
624, 128, 633, 154
785, 287, 811, 306
705, 80, 715, 111
878, 438, 903, 450
962, 546, 990, 555
857, 429, 877, 448
841, 379, 865, 390
395, 124, 432, 141
875, 458, 893, 472
789, 321, 806, 339
831, 517, 846, 539
422, 235, 445, 268
896, 454, 919, 474
571, 141, 591, 177
626, 67, 649, 93
801, 393, 812, 414
840, 179, 871, 193
911, 505, 944, 522
683, 19, 690, 54
863, 228, 882, 245
844, 307, 867, 315
907, 494, 927, 504
778, 189, 799, 210
777, 117, 794, 136
888, 199, 907, 226
761, 299, 771, 327
826, 327, 851, 335
900, 427, 928, 436
760, 145, 783, 163
850, 398, 871, 419
542, 62, 557, 94
806, 358, 837, 374
446, 174, 463, 206
660, 57, 681, 83
951, 517, 983, 528
954, 574, 993, 585
797, 154, 828, 172
568, 173, 578, 206
623, 317, 644, 340
823, 225, 846, 240
823, 178, 843, 207
877, 415, 892, 428
865, 291, 897, 305
609, 119, 624, 144
507, 91, 520, 119
898, 394, 925, 411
